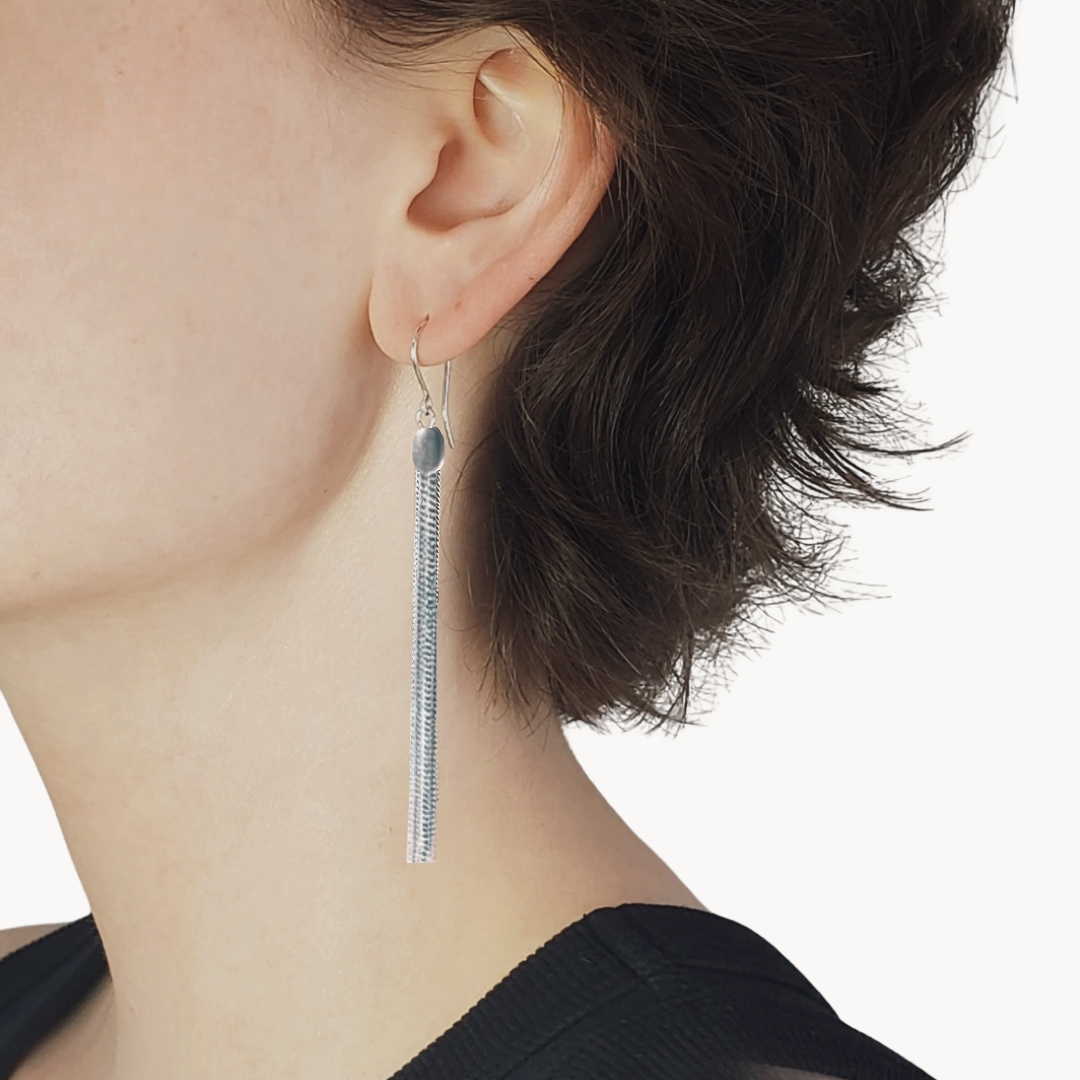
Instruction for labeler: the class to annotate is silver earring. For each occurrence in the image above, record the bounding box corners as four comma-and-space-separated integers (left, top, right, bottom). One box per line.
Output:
407, 315, 454, 864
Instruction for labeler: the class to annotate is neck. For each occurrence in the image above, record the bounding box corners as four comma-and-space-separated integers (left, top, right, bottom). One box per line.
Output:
0, 436, 702, 1080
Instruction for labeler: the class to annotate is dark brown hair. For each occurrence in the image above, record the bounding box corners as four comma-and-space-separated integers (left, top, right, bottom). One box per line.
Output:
313, 0, 1014, 735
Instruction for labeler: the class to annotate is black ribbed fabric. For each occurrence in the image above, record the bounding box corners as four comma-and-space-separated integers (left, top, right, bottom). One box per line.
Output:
0, 915, 108, 1079
0, 904, 937, 1080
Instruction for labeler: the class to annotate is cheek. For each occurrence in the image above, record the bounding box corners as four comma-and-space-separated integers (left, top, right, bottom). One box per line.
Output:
0, 0, 386, 608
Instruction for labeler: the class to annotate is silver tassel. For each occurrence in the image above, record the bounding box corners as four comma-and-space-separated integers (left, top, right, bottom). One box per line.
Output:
407, 319, 453, 864
407, 455, 441, 863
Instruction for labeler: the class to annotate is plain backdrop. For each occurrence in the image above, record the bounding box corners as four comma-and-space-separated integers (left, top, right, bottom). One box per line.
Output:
1, 2, 1074, 1079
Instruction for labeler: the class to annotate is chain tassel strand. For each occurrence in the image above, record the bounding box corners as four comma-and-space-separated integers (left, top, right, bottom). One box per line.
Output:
407, 464, 440, 863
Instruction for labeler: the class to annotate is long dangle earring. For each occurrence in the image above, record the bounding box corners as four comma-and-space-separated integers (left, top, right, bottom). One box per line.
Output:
407, 315, 454, 864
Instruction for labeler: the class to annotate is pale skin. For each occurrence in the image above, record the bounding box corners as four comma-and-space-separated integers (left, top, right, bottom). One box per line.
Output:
0, 0, 708, 1078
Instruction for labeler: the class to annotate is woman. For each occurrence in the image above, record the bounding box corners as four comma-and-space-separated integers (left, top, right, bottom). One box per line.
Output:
0, 0, 1014, 1078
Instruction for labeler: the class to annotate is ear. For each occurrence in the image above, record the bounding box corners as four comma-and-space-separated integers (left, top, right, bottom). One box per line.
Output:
367, 28, 618, 368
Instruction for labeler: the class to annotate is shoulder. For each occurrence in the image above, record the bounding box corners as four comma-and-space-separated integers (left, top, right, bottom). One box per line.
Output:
0, 922, 69, 963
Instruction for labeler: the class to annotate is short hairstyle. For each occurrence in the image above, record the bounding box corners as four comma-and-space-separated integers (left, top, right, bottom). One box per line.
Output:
312, 0, 1014, 735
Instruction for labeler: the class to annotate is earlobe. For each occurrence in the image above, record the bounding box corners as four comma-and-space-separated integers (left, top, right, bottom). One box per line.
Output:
367, 33, 617, 370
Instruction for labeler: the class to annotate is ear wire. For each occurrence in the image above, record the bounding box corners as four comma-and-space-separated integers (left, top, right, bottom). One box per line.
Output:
410, 315, 454, 449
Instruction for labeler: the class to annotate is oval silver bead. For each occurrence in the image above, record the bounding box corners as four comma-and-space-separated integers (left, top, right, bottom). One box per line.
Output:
412, 425, 445, 475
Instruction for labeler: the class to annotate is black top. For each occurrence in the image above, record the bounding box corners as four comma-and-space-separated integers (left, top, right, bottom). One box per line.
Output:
0, 904, 936, 1080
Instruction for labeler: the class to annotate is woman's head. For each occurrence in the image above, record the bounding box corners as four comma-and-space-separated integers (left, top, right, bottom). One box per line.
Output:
0, 0, 612, 611
0, 0, 1012, 732
319, 0, 1015, 734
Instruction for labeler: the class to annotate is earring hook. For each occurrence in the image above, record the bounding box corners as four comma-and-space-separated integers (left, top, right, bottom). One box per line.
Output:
410, 316, 455, 449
